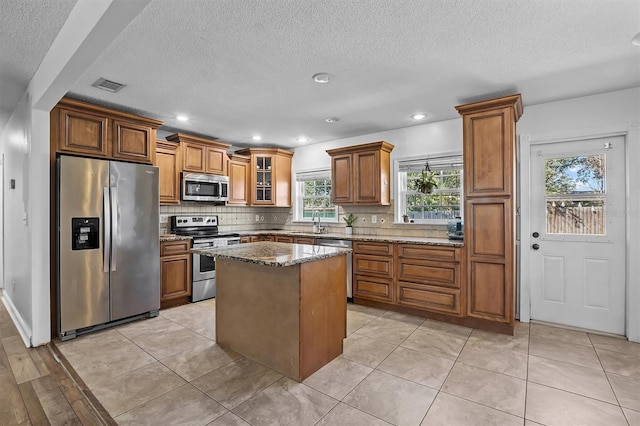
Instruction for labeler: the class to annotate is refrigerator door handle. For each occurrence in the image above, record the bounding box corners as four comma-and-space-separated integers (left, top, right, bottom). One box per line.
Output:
110, 186, 119, 271
103, 187, 111, 273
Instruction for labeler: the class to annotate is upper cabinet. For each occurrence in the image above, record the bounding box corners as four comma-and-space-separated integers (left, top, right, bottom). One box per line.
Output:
456, 94, 522, 333
235, 148, 293, 207
227, 154, 251, 206
166, 133, 230, 175
156, 140, 181, 205
51, 98, 162, 164
326, 141, 394, 205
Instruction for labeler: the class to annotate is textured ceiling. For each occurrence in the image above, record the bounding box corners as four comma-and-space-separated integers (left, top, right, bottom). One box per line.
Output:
3, 0, 639, 148
0, 0, 77, 132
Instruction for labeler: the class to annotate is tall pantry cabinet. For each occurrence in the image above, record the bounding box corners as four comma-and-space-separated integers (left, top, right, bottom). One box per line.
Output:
456, 94, 522, 334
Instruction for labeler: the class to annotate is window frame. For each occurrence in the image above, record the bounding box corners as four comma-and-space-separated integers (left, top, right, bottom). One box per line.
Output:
294, 169, 339, 223
394, 153, 464, 225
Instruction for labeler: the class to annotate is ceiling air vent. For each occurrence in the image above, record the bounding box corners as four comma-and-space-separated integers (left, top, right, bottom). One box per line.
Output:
92, 78, 126, 93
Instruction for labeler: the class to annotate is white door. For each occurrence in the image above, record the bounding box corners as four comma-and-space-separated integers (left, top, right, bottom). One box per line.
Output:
529, 136, 626, 334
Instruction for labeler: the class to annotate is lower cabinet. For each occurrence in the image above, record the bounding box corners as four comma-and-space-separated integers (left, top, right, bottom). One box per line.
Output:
353, 242, 464, 318
353, 242, 394, 303
275, 236, 294, 243
395, 244, 462, 316
160, 240, 192, 309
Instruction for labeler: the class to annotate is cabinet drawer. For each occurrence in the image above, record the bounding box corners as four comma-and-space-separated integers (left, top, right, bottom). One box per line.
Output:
240, 236, 252, 244
353, 254, 393, 278
396, 281, 461, 315
397, 259, 460, 288
275, 236, 294, 243
294, 237, 316, 245
256, 235, 274, 242
397, 244, 460, 262
161, 240, 191, 256
354, 275, 393, 303
353, 241, 392, 256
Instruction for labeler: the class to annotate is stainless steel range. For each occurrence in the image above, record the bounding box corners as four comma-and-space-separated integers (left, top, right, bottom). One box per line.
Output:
170, 215, 240, 302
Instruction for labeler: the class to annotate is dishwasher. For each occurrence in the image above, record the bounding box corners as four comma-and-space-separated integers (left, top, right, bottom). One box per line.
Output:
316, 238, 353, 300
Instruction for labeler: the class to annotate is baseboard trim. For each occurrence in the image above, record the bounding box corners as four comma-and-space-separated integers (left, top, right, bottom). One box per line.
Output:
1, 293, 32, 347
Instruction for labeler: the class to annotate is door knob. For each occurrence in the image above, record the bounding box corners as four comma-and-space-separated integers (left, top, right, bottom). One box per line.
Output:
532, 232, 539, 238
532, 244, 540, 250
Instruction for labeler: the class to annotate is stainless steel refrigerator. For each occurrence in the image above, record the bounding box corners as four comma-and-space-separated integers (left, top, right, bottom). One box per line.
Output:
57, 155, 160, 340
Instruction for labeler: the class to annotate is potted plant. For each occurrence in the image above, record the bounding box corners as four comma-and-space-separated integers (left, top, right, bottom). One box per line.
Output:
415, 163, 438, 194
402, 213, 409, 223
342, 213, 357, 235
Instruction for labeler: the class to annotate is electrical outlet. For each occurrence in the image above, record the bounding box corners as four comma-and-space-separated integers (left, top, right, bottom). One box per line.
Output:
159, 214, 169, 224
255, 214, 260, 221
371, 215, 377, 224
12, 280, 16, 291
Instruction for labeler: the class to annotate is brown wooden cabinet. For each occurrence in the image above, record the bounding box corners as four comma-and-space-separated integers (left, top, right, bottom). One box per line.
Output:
353, 241, 394, 303
166, 133, 230, 176
227, 154, 251, 206
51, 98, 161, 164
235, 148, 293, 207
160, 240, 192, 309
395, 244, 463, 316
294, 237, 315, 245
275, 236, 294, 243
156, 140, 181, 205
326, 142, 394, 205
456, 94, 522, 333
240, 236, 252, 244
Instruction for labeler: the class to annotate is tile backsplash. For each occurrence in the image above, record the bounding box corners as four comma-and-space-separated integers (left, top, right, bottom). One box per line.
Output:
161, 202, 447, 239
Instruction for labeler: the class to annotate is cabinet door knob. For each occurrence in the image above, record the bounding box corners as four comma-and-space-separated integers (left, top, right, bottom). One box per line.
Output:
532, 232, 539, 238
532, 243, 540, 250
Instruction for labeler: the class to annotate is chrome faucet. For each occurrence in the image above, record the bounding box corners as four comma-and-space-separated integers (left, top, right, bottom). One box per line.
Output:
311, 209, 322, 234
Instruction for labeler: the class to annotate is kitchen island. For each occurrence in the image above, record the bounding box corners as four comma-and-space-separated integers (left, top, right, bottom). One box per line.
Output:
193, 242, 351, 381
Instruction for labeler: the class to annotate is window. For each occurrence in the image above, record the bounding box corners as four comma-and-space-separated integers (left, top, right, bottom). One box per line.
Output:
396, 155, 463, 223
295, 170, 338, 222
545, 154, 605, 235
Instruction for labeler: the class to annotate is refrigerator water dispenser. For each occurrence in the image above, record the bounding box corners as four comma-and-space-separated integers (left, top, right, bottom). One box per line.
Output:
71, 217, 99, 250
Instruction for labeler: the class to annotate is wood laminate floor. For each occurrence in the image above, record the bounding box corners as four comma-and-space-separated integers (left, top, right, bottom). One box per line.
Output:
0, 290, 109, 425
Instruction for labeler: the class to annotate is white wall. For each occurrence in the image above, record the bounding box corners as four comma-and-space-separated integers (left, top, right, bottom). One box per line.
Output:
0, 93, 33, 343
0, 154, 3, 289
293, 118, 462, 173
0, 0, 151, 347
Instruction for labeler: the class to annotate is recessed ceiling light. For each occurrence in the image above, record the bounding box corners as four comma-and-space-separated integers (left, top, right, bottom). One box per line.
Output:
296, 136, 309, 143
325, 117, 340, 123
312, 73, 333, 84
252, 135, 262, 141
632, 32, 640, 46
176, 115, 189, 122
411, 113, 427, 120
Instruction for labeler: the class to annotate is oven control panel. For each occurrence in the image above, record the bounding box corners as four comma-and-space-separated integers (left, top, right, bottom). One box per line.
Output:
172, 215, 218, 228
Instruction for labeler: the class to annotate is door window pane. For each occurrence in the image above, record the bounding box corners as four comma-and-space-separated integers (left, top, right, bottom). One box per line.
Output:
545, 154, 605, 235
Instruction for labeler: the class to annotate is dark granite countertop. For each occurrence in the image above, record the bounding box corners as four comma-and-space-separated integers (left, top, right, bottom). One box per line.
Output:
192, 241, 352, 267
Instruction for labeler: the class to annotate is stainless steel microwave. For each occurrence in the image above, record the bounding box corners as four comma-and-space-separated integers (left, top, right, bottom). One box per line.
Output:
182, 173, 229, 202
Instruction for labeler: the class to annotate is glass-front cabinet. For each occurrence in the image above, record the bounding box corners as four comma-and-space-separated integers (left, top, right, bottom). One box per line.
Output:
255, 156, 273, 202
235, 148, 293, 207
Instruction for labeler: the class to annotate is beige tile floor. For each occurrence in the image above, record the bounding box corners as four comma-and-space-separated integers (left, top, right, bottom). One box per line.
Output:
53, 300, 640, 426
